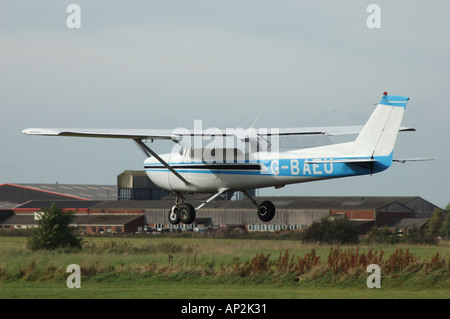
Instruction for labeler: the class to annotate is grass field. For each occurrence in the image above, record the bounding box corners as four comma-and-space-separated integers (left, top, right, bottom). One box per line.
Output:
0, 235, 449, 299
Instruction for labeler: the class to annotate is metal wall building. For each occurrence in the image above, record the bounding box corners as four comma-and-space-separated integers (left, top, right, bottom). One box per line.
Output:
144, 195, 445, 232
117, 171, 170, 200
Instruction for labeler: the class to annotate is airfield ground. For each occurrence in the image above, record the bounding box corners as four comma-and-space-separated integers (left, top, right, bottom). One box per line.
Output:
0, 236, 448, 299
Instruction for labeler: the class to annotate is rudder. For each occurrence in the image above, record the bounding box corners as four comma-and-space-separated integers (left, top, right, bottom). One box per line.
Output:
354, 93, 409, 158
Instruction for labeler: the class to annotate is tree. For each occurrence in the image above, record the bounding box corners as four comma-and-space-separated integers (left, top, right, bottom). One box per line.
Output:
426, 209, 443, 237
27, 202, 83, 250
440, 212, 450, 239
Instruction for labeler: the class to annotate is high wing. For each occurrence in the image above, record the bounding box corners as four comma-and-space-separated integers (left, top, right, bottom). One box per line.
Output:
23, 126, 415, 151
22, 128, 178, 141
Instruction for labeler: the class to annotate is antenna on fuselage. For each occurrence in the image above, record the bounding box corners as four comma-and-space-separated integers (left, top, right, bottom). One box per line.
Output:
250, 111, 263, 129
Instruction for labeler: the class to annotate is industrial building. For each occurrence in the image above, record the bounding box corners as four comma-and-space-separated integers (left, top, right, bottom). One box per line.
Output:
0, 172, 446, 234
140, 195, 442, 233
117, 170, 170, 200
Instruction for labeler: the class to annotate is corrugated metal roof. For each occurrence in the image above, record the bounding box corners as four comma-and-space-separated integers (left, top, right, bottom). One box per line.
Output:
15, 200, 103, 209
0, 214, 142, 226
221, 196, 419, 210
75, 215, 143, 226
0, 214, 38, 225
388, 218, 430, 229
91, 196, 422, 211
1, 183, 117, 201
7, 195, 428, 212
0, 201, 19, 210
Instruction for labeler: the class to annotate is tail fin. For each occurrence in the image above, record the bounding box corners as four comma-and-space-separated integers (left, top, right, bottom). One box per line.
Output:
354, 93, 409, 158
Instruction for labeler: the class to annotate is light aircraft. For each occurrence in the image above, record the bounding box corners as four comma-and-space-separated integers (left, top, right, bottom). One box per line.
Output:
23, 93, 422, 225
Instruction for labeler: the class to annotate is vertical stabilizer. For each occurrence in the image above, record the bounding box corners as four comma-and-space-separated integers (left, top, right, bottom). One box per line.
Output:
354, 93, 409, 158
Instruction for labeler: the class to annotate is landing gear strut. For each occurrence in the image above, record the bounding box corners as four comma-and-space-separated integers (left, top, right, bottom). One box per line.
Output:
167, 189, 276, 225
168, 194, 196, 225
168, 189, 229, 225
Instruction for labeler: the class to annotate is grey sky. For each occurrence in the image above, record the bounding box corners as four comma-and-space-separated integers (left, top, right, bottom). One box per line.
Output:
1, 1, 449, 208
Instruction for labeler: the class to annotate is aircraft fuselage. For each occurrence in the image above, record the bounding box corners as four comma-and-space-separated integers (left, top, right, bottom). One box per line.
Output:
144, 149, 392, 193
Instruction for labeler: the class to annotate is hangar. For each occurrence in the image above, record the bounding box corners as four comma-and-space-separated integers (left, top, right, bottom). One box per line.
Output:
0, 172, 445, 234
0, 199, 144, 234
0, 210, 144, 234
0, 183, 141, 234
0, 192, 443, 234
140, 195, 442, 233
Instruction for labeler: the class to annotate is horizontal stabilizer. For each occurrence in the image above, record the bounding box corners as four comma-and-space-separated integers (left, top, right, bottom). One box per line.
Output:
393, 158, 434, 163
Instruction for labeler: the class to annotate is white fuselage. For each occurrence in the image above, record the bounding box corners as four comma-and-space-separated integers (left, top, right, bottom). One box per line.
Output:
143, 146, 392, 193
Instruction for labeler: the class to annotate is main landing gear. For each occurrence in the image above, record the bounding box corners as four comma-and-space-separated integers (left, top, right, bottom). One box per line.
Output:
168, 190, 276, 225
241, 190, 276, 222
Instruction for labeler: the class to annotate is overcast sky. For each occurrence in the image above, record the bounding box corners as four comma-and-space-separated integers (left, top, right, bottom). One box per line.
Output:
1, 1, 449, 208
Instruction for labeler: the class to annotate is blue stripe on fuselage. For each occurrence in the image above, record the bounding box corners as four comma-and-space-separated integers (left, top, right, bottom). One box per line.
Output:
144, 153, 393, 177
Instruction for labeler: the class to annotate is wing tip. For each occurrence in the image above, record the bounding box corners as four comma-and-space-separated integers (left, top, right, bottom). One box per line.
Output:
22, 128, 60, 136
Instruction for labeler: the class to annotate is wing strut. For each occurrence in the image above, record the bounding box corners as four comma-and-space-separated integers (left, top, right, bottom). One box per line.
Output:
134, 139, 191, 186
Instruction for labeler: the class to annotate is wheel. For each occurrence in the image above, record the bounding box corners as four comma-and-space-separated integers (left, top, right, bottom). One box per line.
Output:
168, 205, 180, 225
179, 203, 196, 224
257, 200, 275, 222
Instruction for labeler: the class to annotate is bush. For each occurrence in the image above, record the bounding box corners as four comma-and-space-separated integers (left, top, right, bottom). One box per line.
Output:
364, 225, 438, 245
27, 202, 83, 251
365, 226, 398, 244
300, 217, 359, 244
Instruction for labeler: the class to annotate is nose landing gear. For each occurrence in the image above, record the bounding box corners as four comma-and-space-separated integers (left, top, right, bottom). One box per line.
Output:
168, 205, 181, 225
169, 204, 196, 225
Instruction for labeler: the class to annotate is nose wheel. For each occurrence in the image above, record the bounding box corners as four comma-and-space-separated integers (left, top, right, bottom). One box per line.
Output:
168, 205, 181, 225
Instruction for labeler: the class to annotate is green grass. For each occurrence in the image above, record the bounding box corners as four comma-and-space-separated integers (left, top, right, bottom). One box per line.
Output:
0, 235, 449, 299
2, 279, 448, 299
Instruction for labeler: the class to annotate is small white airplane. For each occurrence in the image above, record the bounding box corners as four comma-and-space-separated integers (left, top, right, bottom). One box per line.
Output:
23, 93, 423, 225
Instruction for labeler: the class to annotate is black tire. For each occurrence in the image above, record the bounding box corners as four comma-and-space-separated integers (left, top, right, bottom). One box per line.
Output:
179, 203, 196, 224
168, 206, 180, 225
257, 200, 275, 222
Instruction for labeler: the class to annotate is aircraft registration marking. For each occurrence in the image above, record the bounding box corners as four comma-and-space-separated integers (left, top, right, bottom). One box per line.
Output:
267, 159, 334, 176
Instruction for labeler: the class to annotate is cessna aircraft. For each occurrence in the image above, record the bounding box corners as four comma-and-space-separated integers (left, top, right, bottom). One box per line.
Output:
23, 93, 418, 225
